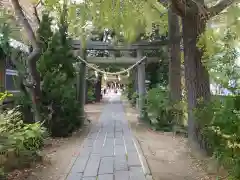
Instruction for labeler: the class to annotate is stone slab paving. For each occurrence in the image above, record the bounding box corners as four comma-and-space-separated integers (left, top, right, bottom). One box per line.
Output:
65, 94, 146, 180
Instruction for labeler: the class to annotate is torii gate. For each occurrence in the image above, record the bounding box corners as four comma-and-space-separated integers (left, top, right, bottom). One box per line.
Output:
71, 39, 168, 119
0, 34, 168, 119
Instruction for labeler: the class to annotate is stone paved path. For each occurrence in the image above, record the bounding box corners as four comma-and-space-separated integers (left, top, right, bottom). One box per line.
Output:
65, 94, 146, 180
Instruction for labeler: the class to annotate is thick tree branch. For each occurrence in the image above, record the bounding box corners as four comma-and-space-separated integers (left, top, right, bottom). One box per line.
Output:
27, 48, 41, 62
36, 0, 44, 6
208, 0, 236, 18
10, 0, 38, 48
158, 0, 209, 18
33, 5, 40, 25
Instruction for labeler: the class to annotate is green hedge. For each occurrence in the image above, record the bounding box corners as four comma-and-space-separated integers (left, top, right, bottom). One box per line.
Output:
0, 93, 46, 177
195, 95, 240, 179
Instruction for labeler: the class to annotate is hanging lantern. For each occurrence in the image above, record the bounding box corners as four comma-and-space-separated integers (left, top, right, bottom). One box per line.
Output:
95, 70, 98, 77
118, 75, 121, 81
127, 71, 130, 77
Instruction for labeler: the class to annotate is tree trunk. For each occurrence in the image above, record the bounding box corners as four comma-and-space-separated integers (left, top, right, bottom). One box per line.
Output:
85, 79, 88, 104
182, 15, 210, 147
27, 48, 42, 122
11, 0, 42, 122
168, 8, 182, 125
28, 48, 41, 97
170, 0, 234, 154
95, 75, 102, 102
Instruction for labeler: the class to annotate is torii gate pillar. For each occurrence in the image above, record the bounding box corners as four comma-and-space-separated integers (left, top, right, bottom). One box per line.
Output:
74, 49, 87, 120
137, 49, 146, 120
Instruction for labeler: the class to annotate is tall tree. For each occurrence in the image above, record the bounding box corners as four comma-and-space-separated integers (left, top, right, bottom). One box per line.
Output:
170, 0, 238, 144
168, 6, 181, 125
10, 0, 42, 122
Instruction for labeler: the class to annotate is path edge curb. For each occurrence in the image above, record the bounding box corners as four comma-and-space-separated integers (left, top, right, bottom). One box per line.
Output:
132, 136, 153, 180
121, 95, 153, 180
62, 117, 95, 179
